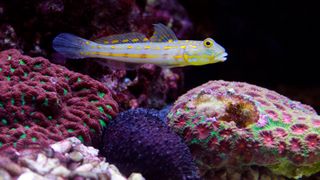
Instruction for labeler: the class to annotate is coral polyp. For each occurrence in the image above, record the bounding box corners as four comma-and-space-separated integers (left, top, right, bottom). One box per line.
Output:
167, 80, 320, 179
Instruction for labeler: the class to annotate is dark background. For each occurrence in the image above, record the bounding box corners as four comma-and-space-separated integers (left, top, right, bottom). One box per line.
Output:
179, 0, 319, 112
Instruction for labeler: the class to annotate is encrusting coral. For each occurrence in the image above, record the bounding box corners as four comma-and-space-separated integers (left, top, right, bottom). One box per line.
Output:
0, 49, 118, 152
101, 108, 200, 180
167, 80, 320, 179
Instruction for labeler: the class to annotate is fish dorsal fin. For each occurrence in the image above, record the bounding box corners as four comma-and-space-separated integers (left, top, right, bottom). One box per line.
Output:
94, 32, 149, 44
150, 23, 178, 42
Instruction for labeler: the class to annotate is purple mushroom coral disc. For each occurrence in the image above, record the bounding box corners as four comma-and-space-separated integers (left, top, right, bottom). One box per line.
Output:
167, 80, 320, 179
0, 49, 118, 152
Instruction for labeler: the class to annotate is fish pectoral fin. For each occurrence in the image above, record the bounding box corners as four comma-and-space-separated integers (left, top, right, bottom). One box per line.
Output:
94, 32, 149, 44
150, 23, 178, 42
95, 58, 142, 70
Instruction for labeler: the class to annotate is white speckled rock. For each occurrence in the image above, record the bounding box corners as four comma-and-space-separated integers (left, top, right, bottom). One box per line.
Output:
0, 137, 144, 180
69, 151, 83, 162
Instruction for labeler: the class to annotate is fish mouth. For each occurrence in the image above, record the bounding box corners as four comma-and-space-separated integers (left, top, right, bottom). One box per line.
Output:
216, 52, 228, 62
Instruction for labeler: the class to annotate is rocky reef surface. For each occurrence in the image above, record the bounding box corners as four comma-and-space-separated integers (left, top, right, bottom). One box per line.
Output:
0, 137, 144, 179
167, 80, 320, 179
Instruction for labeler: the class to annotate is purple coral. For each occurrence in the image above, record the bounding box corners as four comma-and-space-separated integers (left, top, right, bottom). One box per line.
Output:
101, 108, 200, 180
167, 80, 320, 178
0, 49, 118, 152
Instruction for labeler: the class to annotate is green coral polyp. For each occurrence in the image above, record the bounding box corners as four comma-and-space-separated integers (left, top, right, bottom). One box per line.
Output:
77, 135, 84, 142
43, 98, 49, 106
20, 134, 27, 139
106, 105, 113, 109
19, 59, 26, 65
63, 88, 68, 95
99, 119, 107, 127
98, 92, 105, 98
34, 63, 42, 68
10, 65, 15, 73
1, 118, 8, 125
98, 106, 104, 113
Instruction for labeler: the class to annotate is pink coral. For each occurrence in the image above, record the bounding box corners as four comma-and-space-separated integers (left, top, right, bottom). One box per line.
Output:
167, 80, 320, 178
0, 49, 118, 152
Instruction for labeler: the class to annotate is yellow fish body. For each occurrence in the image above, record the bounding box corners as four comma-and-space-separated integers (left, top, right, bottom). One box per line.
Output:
53, 24, 227, 69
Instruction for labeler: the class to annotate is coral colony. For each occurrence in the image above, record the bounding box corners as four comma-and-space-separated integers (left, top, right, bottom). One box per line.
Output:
101, 108, 200, 180
167, 80, 320, 179
0, 49, 118, 151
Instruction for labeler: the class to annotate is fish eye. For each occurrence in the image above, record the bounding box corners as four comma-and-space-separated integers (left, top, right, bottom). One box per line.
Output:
203, 38, 214, 48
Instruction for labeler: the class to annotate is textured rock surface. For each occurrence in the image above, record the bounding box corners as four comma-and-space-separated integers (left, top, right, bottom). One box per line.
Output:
100, 65, 183, 110
0, 0, 192, 56
0, 49, 118, 152
167, 80, 320, 179
101, 108, 200, 180
0, 137, 144, 180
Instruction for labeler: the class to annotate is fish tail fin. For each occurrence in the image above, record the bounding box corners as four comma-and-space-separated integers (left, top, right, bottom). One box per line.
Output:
52, 33, 91, 59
